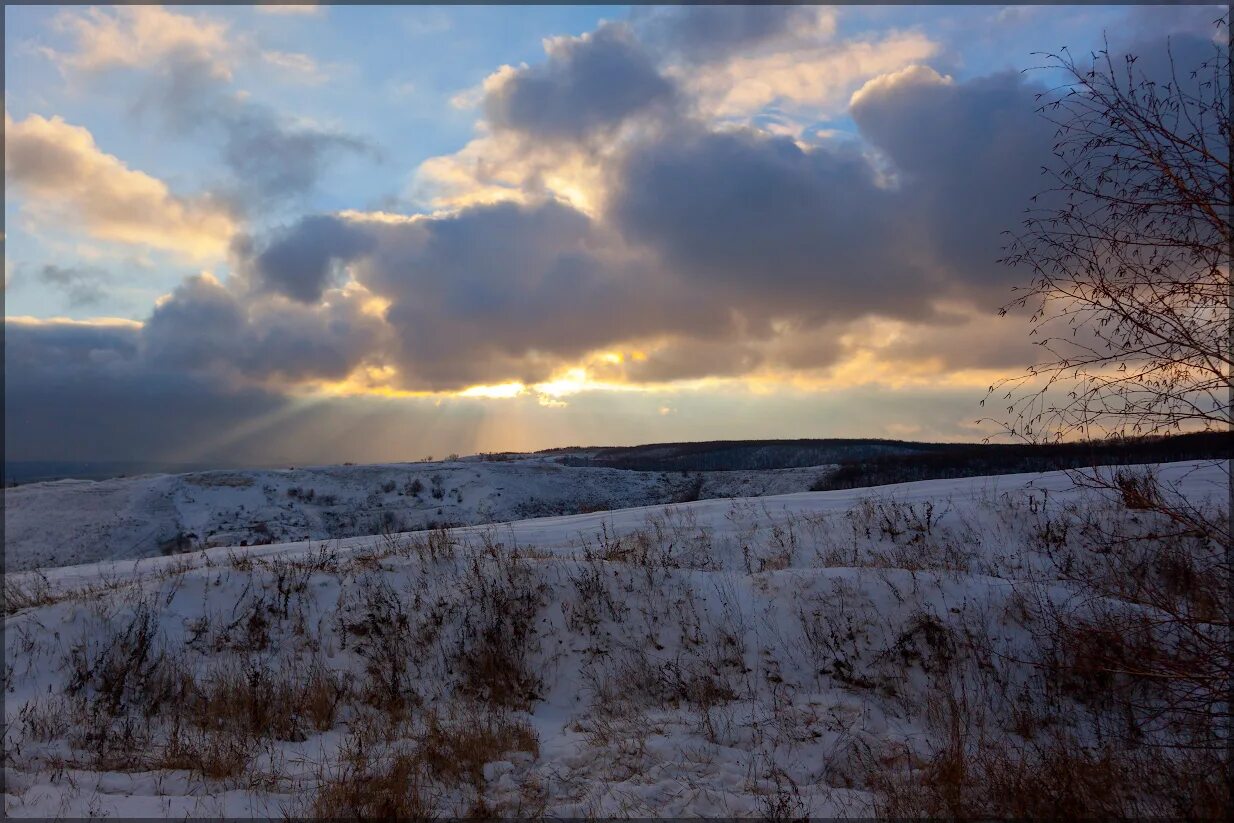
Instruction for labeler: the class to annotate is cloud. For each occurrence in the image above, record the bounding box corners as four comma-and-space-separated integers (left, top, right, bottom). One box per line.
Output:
634, 5, 836, 65
422, 9, 939, 215
412, 126, 612, 215
130, 52, 376, 208
261, 49, 328, 84
678, 30, 939, 120
51, 5, 375, 207
608, 125, 938, 328
4, 111, 236, 259
396, 59, 1062, 391
212, 105, 377, 207
482, 22, 678, 143
48, 5, 233, 78
4, 316, 142, 370
11, 14, 1066, 400
10, 9, 1225, 464
4, 316, 1006, 465
4, 317, 291, 464
1123, 3, 1227, 41
37, 264, 110, 308
849, 65, 1056, 303
255, 4, 323, 16
234, 55, 1062, 394
347, 200, 706, 390
600, 339, 769, 384
143, 272, 388, 385
236, 214, 378, 303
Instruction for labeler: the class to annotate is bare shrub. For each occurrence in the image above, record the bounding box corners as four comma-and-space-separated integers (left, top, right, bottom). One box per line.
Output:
66, 601, 190, 721
756, 762, 811, 822
1113, 467, 1163, 510
338, 574, 421, 715
453, 553, 545, 709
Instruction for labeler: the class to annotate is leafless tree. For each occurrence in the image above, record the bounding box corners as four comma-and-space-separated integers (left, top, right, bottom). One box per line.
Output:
990, 23, 1230, 441
983, 23, 1231, 804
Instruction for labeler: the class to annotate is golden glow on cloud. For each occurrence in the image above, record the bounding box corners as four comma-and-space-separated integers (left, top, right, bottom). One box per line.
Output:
5, 314, 143, 329
460, 382, 525, 399
849, 63, 953, 108
4, 112, 236, 260
336, 209, 425, 225
413, 129, 610, 216
680, 31, 939, 120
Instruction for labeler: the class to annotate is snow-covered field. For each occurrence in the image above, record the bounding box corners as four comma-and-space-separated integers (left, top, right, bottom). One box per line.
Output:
3, 461, 1227, 817
4, 456, 830, 571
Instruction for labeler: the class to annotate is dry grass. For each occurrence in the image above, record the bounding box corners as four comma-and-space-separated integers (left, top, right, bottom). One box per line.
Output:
4, 573, 57, 614
308, 704, 539, 819
7, 470, 1229, 817
310, 743, 435, 820
871, 723, 1230, 819
57, 600, 349, 778
184, 660, 347, 741
418, 707, 539, 787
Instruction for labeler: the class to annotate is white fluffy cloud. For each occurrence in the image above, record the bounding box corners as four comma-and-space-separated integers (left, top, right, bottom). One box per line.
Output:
48, 5, 235, 79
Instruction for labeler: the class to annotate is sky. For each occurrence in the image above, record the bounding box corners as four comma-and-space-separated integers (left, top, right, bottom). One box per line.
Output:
4, 3, 1228, 466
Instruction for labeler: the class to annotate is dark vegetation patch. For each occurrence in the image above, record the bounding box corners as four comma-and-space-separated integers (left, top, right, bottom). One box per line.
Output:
809, 431, 1229, 491
553, 432, 1226, 479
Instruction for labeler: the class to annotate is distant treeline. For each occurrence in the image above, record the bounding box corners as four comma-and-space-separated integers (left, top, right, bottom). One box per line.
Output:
810, 431, 1231, 491
556, 438, 924, 472
551, 433, 1229, 482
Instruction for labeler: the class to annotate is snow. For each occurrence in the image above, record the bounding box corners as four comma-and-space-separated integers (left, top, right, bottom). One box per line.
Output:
4, 456, 831, 572
3, 460, 1226, 817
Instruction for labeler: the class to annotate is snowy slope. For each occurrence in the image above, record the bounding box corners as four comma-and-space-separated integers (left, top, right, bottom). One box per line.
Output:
3, 461, 1226, 817
4, 457, 831, 571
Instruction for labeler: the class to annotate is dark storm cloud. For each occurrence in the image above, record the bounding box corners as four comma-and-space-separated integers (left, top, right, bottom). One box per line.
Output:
483, 22, 678, 142
4, 319, 140, 370
609, 125, 943, 330
350, 200, 730, 389
212, 65, 1064, 391
634, 4, 824, 64
143, 273, 386, 382
4, 318, 289, 463
237, 214, 377, 302
849, 67, 1055, 305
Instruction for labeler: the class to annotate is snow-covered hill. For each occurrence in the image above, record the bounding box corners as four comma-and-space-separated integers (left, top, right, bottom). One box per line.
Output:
4, 457, 830, 571
4, 461, 1226, 817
